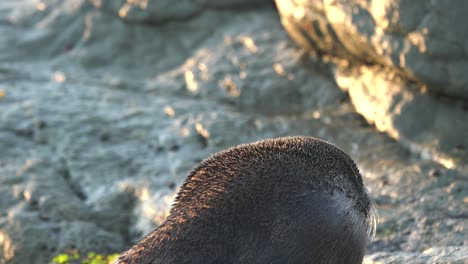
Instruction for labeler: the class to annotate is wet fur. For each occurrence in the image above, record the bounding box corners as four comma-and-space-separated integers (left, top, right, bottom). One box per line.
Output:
117, 136, 374, 264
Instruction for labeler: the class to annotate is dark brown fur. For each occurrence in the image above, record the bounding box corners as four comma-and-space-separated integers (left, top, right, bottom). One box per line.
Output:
117, 136, 374, 264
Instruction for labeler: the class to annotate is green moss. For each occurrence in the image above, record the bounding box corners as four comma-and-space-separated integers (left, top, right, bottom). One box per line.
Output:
51, 250, 119, 264
51, 251, 80, 264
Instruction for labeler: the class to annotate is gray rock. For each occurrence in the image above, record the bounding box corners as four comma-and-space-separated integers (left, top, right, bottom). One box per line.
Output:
365, 247, 468, 264
57, 221, 124, 253
276, 0, 468, 168
144, 11, 345, 115
335, 65, 468, 168
275, 0, 468, 98
90, 0, 272, 23
0, 0, 466, 263
0, 205, 60, 264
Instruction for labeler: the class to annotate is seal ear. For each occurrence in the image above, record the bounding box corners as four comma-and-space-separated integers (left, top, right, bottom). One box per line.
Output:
251, 191, 369, 264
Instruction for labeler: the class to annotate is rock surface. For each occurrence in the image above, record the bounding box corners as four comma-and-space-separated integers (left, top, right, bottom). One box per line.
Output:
336, 65, 468, 169
276, 0, 468, 171
0, 0, 466, 263
276, 0, 468, 98
365, 247, 468, 264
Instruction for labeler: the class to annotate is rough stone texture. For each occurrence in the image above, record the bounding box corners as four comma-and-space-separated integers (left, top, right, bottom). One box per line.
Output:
89, 0, 272, 23
276, 0, 468, 98
336, 65, 468, 168
276, 0, 468, 170
0, 0, 467, 263
365, 247, 468, 264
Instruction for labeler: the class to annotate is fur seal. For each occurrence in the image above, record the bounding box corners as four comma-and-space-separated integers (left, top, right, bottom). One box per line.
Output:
117, 136, 375, 264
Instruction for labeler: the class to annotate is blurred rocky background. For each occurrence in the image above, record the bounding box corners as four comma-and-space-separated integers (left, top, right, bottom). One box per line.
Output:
0, 0, 466, 263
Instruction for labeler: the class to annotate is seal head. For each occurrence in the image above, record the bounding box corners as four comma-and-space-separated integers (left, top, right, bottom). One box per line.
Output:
117, 136, 374, 264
